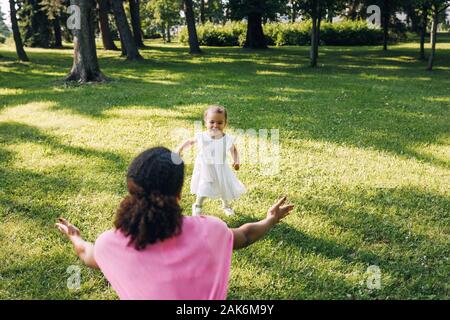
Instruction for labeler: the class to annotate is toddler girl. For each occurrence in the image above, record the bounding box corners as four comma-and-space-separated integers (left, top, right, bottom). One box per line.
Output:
176, 105, 246, 216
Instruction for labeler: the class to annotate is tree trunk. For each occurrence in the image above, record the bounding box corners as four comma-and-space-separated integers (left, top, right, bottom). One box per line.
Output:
129, 0, 144, 47
244, 12, 267, 49
315, 8, 322, 61
200, 0, 205, 24
310, 17, 318, 66
120, 35, 127, 56
9, 0, 29, 61
111, 0, 142, 60
427, 9, 439, 71
382, 0, 389, 51
419, 7, 428, 61
310, 0, 318, 67
66, 0, 106, 82
162, 25, 166, 42
97, 0, 118, 50
53, 16, 63, 48
167, 23, 171, 43
184, 0, 202, 54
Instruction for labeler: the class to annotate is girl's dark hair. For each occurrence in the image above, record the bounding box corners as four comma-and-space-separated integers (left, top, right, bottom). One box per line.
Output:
114, 147, 185, 250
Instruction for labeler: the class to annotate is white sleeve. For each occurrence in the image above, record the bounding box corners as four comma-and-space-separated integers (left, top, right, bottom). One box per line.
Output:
226, 134, 235, 150
194, 132, 203, 145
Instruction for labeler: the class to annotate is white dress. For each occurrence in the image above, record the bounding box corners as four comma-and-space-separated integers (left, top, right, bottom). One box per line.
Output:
190, 132, 246, 201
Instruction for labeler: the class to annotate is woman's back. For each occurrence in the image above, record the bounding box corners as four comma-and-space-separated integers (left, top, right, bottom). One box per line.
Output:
94, 215, 233, 300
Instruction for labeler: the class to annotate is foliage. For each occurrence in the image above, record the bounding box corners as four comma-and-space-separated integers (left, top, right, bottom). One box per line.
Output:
193, 0, 226, 24
147, 0, 182, 30
18, 0, 53, 48
180, 20, 386, 46
227, 0, 288, 21
179, 21, 246, 46
40, 0, 64, 20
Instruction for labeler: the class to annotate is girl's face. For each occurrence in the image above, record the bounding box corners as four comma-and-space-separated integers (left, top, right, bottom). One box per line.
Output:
205, 111, 226, 137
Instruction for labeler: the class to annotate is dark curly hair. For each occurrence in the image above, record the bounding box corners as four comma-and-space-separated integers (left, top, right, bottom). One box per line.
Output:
114, 147, 185, 250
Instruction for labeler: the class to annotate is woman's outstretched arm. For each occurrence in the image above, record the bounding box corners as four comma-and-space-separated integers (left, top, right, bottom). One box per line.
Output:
55, 218, 99, 269
231, 196, 294, 250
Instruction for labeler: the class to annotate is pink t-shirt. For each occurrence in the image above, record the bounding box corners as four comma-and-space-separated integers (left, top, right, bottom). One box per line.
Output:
94, 215, 234, 300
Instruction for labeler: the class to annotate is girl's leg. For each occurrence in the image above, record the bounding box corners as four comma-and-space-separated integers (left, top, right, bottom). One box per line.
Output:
221, 199, 235, 216
221, 199, 231, 208
192, 196, 206, 216
196, 196, 206, 207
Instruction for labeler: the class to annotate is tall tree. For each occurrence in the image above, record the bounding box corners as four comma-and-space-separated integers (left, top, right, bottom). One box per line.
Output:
40, 0, 65, 48
288, 0, 302, 22
381, 0, 390, 50
66, 0, 106, 82
403, 1, 421, 33
20, 0, 53, 48
183, 0, 201, 53
310, 0, 320, 66
111, 0, 142, 59
97, 0, 118, 50
148, 0, 181, 43
9, 0, 29, 61
298, 0, 344, 67
199, 0, 205, 24
228, 0, 287, 49
427, 0, 450, 70
129, 0, 145, 47
416, 0, 431, 60
342, 0, 364, 20
53, 16, 63, 48
361, 0, 402, 51
204, 0, 225, 23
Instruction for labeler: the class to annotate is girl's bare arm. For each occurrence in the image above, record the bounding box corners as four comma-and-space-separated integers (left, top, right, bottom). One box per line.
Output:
176, 137, 197, 155
230, 144, 240, 170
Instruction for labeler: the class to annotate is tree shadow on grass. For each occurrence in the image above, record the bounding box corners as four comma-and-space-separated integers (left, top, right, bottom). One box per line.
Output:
1, 45, 448, 168
0, 247, 112, 299
0, 122, 128, 228
0, 121, 127, 170
0, 122, 129, 299
225, 185, 449, 299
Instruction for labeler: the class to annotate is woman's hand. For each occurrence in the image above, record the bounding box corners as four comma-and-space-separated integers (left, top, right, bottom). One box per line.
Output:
55, 217, 99, 269
232, 162, 240, 170
55, 217, 81, 239
232, 195, 295, 250
266, 196, 294, 224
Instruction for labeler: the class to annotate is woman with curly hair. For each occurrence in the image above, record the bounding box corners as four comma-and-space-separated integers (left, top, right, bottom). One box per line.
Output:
56, 147, 294, 300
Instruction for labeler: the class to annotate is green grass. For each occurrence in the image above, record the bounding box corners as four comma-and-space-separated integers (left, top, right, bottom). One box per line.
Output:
0, 37, 449, 299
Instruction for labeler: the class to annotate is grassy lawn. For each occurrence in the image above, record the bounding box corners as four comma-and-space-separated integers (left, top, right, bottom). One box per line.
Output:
0, 37, 449, 299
